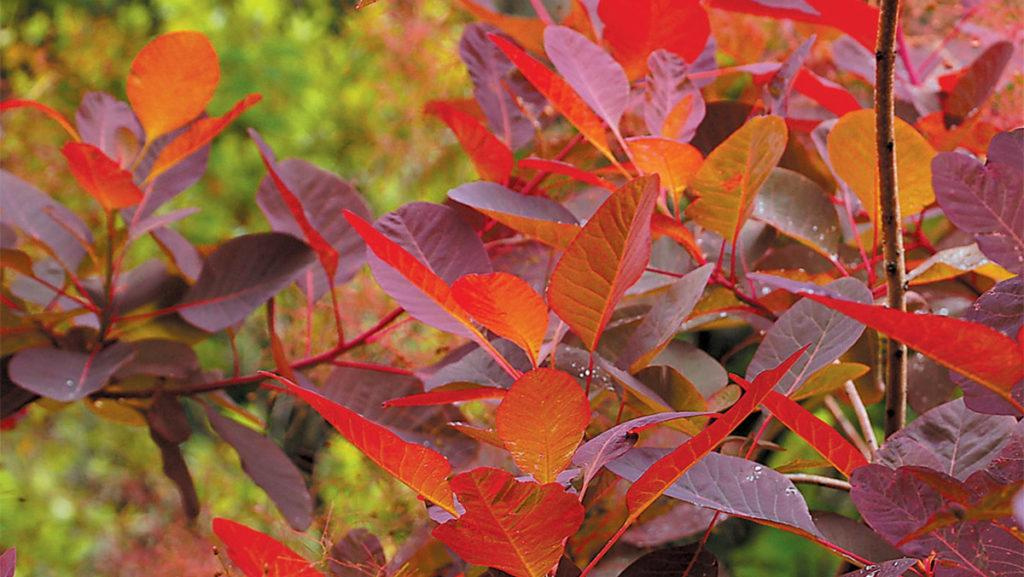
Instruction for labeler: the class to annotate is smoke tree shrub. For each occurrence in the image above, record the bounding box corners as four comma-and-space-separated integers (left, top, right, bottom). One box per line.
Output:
2, 1, 1022, 576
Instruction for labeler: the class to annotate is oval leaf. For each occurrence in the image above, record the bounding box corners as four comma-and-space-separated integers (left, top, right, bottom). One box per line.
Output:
599, 0, 711, 79
9, 343, 135, 402
452, 272, 548, 366
544, 26, 629, 135
62, 142, 144, 211
448, 182, 580, 249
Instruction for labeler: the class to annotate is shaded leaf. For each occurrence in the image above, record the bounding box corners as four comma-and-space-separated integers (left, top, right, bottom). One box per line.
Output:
420, 340, 531, 391
544, 26, 629, 134
329, 529, 386, 577
62, 142, 143, 211
764, 36, 815, 117
643, 49, 708, 142
617, 544, 718, 577
425, 101, 513, 183
548, 175, 660, 350
0, 170, 92, 270
448, 182, 580, 249
212, 518, 324, 577
939, 41, 1014, 126
452, 272, 548, 366
148, 416, 200, 520
179, 233, 315, 333
75, 91, 143, 164
432, 468, 584, 577
496, 368, 590, 483
753, 167, 841, 258
598, 0, 711, 80
839, 559, 918, 577
9, 342, 135, 402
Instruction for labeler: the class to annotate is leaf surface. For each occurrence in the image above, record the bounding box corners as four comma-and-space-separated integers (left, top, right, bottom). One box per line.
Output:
9, 343, 135, 402
452, 272, 548, 366
425, 100, 513, 183
449, 182, 580, 249
617, 544, 718, 577
710, 0, 878, 50
752, 167, 842, 258
762, 391, 868, 477
543, 26, 629, 135
626, 137, 703, 199
598, 0, 711, 79
61, 142, 144, 211
212, 518, 324, 577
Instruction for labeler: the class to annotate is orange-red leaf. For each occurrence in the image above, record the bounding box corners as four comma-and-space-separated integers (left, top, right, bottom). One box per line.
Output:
448, 182, 582, 250
432, 467, 584, 577
548, 175, 660, 350
61, 142, 144, 211
452, 272, 548, 366
425, 100, 513, 183
0, 99, 80, 140
801, 294, 1024, 411
458, 0, 546, 54
627, 136, 703, 200
650, 213, 706, 265
127, 31, 220, 140
762, 391, 867, 478
489, 34, 613, 161
710, 0, 879, 51
625, 346, 808, 516
211, 518, 324, 577
495, 368, 590, 482
383, 385, 507, 408
265, 372, 458, 515
145, 94, 261, 183
517, 157, 616, 190
599, 0, 711, 80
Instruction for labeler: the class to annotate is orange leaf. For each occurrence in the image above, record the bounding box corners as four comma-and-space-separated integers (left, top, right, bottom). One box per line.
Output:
548, 175, 660, 350
458, 0, 546, 55
762, 391, 868, 478
383, 385, 507, 408
495, 368, 590, 482
127, 31, 220, 140
685, 115, 787, 243
61, 142, 144, 211
489, 34, 613, 161
627, 136, 703, 201
517, 157, 616, 190
265, 372, 458, 515
650, 213, 706, 265
212, 518, 324, 577
625, 346, 808, 516
599, 0, 711, 80
448, 182, 582, 250
451, 272, 548, 366
1, 99, 80, 140
425, 100, 513, 183
145, 94, 261, 183
432, 468, 584, 577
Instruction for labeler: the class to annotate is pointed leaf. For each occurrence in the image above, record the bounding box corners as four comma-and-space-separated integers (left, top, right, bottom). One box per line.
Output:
685, 115, 788, 242
496, 368, 590, 483
452, 272, 548, 366
425, 101, 513, 183
0, 170, 92, 270
383, 385, 507, 408
753, 167, 842, 258
448, 182, 580, 249
643, 49, 710, 142
127, 31, 220, 140
544, 26, 629, 134
179, 233, 315, 333
9, 343, 135, 402
710, 0, 878, 50
939, 41, 1014, 126
212, 518, 324, 577
61, 142, 144, 211
598, 0, 710, 80
762, 391, 868, 477
432, 468, 584, 577
268, 373, 458, 515
548, 175, 660, 350
626, 137, 703, 199
75, 91, 144, 163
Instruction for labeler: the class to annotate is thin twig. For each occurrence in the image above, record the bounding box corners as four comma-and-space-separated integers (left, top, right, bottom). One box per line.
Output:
876, 0, 908, 438
843, 380, 879, 454
824, 395, 873, 461
786, 474, 852, 492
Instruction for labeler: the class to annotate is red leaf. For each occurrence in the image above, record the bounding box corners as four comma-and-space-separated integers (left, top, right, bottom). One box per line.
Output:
710, 0, 879, 51
61, 142, 144, 211
650, 213, 705, 264
127, 31, 221, 140
496, 368, 590, 482
432, 468, 584, 577
548, 175, 660, 350
625, 346, 808, 516
793, 69, 861, 116
383, 385, 507, 408
264, 372, 458, 515
517, 157, 616, 190
451, 272, 548, 366
801, 293, 1024, 411
599, 0, 711, 79
250, 129, 339, 282
762, 391, 868, 478
211, 518, 324, 577
1, 99, 80, 140
145, 94, 261, 183
489, 34, 613, 161
425, 100, 513, 183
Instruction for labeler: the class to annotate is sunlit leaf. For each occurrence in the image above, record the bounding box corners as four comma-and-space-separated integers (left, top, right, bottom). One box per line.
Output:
449, 182, 581, 250
452, 272, 548, 366
544, 26, 629, 136
710, 0, 879, 50
61, 142, 144, 211
211, 518, 324, 577
626, 136, 703, 202
425, 100, 513, 183
598, 0, 711, 80
762, 391, 868, 477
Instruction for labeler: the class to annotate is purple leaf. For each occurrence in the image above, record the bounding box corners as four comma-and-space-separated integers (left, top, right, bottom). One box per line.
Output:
206, 406, 314, 530
147, 403, 200, 519
608, 447, 824, 538
1, 170, 92, 271
622, 502, 720, 548
419, 339, 531, 391
838, 559, 918, 577
932, 133, 1024, 274
544, 25, 629, 134
85, 260, 186, 315
365, 202, 491, 337
257, 158, 372, 299
9, 342, 135, 402
812, 511, 902, 564
0, 548, 14, 577
179, 232, 315, 332
459, 24, 542, 150
115, 339, 199, 380
151, 226, 202, 281
617, 264, 713, 372
987, 128, 1023, 168
940, 41, 1014, 126
329, 528, 386, 577
850, 464, 944, 553
753, 168, 842, 258
875, 399, 1018, 481
643, 49, 708, 142
448, 181, 580, 249
617, 544, 719, 577
75, 92, 143, 164
764, 35, 815, 116
129, 207, 200, 240
132, 121, 211, 220
747, 277, 871, 394
952, 277, 1024, 415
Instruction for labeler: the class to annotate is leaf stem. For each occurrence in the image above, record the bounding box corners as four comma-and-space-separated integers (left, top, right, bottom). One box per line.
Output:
843, 380, 878, 453
875, 0, 908, 438
786, 473, 852, 491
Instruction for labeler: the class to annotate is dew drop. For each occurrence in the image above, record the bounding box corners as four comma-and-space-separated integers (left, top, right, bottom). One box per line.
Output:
65, 379, 75, 388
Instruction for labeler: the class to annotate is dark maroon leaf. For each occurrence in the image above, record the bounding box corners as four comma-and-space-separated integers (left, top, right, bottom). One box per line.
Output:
651, 341, 729, 398
329, 528, 386, 577
932, 133, 1024, 274
988, 128, 1023, 168
764, 35, 815, 116
907, 353, 958, 415
617, 264, 713, 372
608, 447, 824, 538
952, 277, 1024, 415
622, 501, 719, 547
84, 260, 186, 314
850, 464, 944, 553
257, 157, 372, 298
617, 544, 718, 577
151, 226, 202, 281
206, 406, 314, 530
838, 559, 918, 577
643, 49, 708, 142
148, 394, 191, 444
1, 170, 92, 271
178, 232, 315, 332
9, 259, 67, 307
132, 120, 211, 220
8, 342, 135, 402
0, 548, 14, 577
75, 91, 143, 164
752, 167, 842, 258
420, 339, 531, 391
939, 41, 1014, 126
747, 277, 870, 394
811, 511, 902, 564
874, 399, 1018, 481
115, 339, 199, 380
365, 202, 491, 336
147, 404, 200, 519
